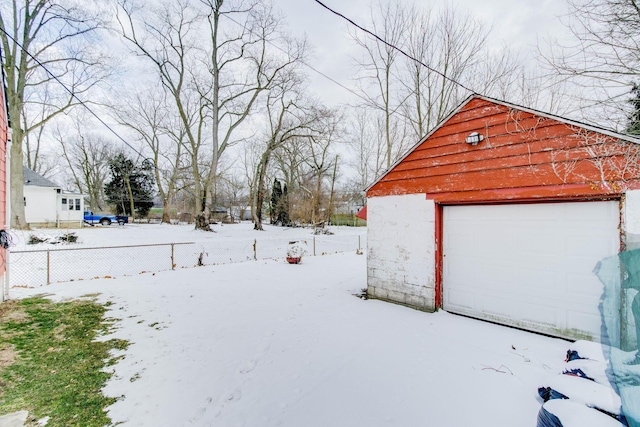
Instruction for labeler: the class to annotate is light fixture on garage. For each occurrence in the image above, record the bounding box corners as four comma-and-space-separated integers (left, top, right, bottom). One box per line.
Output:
465, 132, 484, 146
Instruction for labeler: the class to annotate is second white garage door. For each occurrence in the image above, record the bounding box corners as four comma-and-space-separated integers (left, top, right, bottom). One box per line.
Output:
442, 201, 620, 340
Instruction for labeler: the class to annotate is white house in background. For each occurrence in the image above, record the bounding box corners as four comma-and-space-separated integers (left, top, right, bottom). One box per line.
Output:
23, 167, 85, 228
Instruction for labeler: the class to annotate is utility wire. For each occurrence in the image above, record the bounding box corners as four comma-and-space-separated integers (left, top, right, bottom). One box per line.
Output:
223, 14, 373, 105
222, 13, 416, 122
0, 26, 147, 160
313, 0, 477, 95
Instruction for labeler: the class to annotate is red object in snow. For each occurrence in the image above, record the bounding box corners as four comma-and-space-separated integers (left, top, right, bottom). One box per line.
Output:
286, 257, 301, 264
355, 205, 367, 221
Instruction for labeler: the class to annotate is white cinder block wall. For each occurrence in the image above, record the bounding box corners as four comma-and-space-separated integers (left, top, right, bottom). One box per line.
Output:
366, 194, 437, 311
625, 189, 640, 250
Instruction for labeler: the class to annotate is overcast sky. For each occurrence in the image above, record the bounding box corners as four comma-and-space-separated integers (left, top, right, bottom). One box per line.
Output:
272, 0, 571, 106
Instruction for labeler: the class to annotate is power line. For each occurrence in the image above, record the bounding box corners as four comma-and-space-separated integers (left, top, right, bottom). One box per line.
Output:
222, 13, 416, 122
222, 14, 373, 105
0, 26, 147, 160
313, 0, 477, 95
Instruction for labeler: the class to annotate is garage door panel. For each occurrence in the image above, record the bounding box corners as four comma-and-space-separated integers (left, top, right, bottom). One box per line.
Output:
566, 309, 602, 335
568, 236, 617, 259
518, 299, 558, 325
443, 201, 619, 340
519, 241, 559, 258
480, 294, 514, 317
514, 268, 558, 292
446, 288, 476, 310
566, 272, 604, 297
565, 200, 619, 220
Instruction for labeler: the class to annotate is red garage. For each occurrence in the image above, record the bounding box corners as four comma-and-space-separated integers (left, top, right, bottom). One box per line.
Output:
365, 95, 640, 340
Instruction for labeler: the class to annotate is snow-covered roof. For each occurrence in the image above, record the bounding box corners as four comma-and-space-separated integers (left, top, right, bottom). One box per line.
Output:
23, 166, 60, 188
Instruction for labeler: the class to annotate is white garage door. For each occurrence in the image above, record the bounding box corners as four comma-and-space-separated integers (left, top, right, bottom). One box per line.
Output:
443, 201, 620, 340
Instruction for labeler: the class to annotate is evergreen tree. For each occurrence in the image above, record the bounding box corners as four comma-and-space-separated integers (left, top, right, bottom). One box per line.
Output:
270, 178, 282, 224
268, 178, 291, 226
278, 183, 290, 226
105, 154, 155, 217
627, 84, 640, 135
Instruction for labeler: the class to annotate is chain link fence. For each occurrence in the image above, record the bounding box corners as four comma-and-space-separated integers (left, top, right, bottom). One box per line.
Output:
8, 234, 365, 288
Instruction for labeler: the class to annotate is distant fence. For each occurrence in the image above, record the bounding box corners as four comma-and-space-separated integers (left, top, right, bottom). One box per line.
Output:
8, 234, 365, 288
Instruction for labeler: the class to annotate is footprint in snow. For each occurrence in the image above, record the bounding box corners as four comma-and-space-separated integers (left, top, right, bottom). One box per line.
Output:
239, 359, 257, 374
187, 396, 213, 424
227, 389, 242, 402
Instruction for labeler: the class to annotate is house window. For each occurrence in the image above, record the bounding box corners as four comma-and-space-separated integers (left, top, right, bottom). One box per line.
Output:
75, 199, 81, 211
61, 198, 67, 211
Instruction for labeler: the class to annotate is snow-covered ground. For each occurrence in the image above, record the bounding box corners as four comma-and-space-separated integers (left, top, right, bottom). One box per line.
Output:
8, 222, 366, 287
8, 223, 572, 426
10, 222, 366, 253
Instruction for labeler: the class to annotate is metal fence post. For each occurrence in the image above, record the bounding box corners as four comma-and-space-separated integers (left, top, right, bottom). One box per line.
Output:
171, 243, 175, 270
3, 251, 9, 301
46, 250, 51, 285
253, 239, 257, 260
313, 236, 316, 256
358, 235, 361, 252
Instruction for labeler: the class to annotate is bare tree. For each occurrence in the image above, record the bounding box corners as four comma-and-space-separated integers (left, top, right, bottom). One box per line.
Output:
250, 76, 303, 231
488, 65, 572, 116
216, 170, 248, 222
346, 107, 387, 191
301, 111, 342, 225
551, 0, 640, 83
272, 135, 308, 192
23, 86, 57, 175
349, 2, 515, 172
351, 1, 409, 169
55, 115, 116, 212
400, 6, 482, 138
542, 0, 640, 125
116, 0, 210, 226
112, 89, 186, 223
199, 0, 262, 215
116, 0, 304, 230
0, 0, 109, 228
250, 70, 327, 230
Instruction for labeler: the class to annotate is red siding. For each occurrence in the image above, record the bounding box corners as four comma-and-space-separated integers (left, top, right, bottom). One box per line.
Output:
367, 97, 640, 202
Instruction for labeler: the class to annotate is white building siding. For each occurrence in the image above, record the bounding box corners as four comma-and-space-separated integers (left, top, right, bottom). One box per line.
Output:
24, 186, 58, 224
57, 194, 84, 225
366, 194, 436, 311
625, 190, 640, 250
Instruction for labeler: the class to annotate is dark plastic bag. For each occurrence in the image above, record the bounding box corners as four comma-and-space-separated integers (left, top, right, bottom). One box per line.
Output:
537, 400, 625, 427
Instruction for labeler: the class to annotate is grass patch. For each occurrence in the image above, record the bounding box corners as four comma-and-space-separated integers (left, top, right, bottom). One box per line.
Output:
329, 214, 366, 227
0, 297, 128, 426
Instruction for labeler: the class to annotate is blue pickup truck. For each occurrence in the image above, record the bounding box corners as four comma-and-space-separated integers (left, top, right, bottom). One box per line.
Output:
83, 211, 128, 226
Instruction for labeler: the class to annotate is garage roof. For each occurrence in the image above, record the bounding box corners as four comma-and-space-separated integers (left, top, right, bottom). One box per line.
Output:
367, 94, 640, 193
366, 95, 640, 201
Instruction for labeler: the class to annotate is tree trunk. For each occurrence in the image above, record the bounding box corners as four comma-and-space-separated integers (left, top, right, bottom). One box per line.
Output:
124, 174, 136, 222
253, 187, 264, 231
10, 128, 28, 229
194, 212, 212, 231
162, 198, 171, 223
192, 150, 205, 229
327, 155, 338, 223
252, 150, 272, 231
